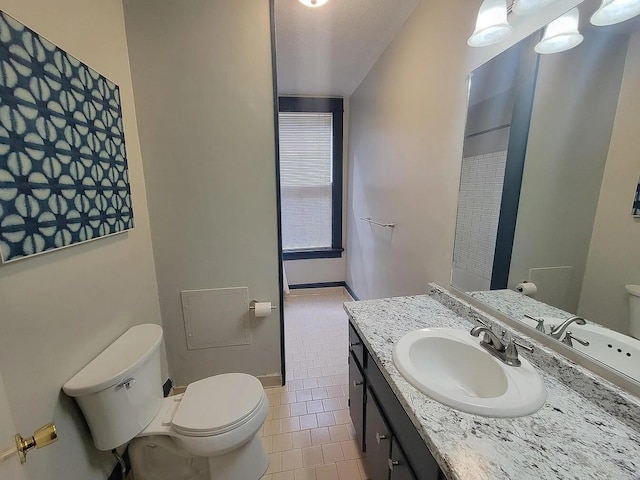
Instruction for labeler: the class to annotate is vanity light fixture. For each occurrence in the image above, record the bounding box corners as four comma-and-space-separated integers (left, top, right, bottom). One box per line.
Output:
468, 0, 513, 47
591, 0, 640, 25
512, 0, 556, 16
298, 0, 329, 7
535, 7, 584, 54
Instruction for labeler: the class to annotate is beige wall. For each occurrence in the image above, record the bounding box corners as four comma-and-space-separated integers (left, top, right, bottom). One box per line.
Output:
345, 0, 587, 300
345, 0, 473, 299
579, 32, 640, 333
0, 1, 163, 480
123, 0, 282, 385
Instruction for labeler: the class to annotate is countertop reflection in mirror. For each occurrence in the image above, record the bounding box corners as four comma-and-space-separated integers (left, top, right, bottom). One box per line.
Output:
452, 0, 640, 386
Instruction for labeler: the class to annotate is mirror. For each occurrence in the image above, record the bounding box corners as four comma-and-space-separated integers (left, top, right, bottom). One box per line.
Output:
452, 0, 640, 384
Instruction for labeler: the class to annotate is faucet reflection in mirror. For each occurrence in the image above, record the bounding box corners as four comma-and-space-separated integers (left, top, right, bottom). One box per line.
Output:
453, 0, 640, 386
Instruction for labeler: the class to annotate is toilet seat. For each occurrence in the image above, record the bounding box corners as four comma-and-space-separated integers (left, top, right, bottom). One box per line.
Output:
136, 373, 269, 458
173, 374, 265, 437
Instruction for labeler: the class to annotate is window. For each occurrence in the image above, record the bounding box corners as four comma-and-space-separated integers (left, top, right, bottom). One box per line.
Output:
278, 97, 343, 260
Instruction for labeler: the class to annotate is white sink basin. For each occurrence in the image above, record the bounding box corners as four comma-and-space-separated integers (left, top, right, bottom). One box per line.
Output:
392, 328, 547, 417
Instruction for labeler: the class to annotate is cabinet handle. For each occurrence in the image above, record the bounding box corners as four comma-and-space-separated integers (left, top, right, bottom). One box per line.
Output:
388, 458, 400, 470
376, 432, 387, 444
350, 341, 360, 347
353, 380, 363, 387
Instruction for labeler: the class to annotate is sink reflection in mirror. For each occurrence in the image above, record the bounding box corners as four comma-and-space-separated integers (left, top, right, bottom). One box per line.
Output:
392, 328, 546, 417
451, 0, 640, 387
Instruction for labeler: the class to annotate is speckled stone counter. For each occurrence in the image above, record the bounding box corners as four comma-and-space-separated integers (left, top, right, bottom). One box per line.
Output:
469, 289, 574, 321
343, 288, 640, 480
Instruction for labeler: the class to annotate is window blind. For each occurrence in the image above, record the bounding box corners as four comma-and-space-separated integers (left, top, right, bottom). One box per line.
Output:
279, 112, 334, 251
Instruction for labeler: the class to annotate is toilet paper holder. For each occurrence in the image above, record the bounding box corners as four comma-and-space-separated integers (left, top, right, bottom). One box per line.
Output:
249, 300, 277, 311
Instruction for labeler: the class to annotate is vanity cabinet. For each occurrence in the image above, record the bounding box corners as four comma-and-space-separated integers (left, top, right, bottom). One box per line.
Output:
348, 322, 444, 480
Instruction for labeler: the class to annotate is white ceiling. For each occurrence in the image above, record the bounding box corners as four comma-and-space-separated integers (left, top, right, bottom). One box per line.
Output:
275, 0, 420, 97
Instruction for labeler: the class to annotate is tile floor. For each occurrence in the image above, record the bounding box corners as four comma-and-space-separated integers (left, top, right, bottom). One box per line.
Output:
261, 291, 367, 480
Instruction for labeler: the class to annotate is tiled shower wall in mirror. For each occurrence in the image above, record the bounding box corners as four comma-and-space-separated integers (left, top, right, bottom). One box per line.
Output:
453, 150, 506, 291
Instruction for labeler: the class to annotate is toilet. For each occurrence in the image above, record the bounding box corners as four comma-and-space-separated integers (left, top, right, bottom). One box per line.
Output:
62, 324, 269, 480
627, 285, 640, 339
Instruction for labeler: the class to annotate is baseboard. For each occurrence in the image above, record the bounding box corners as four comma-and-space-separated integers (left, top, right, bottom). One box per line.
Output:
344, 282, 360, 301
258, 374, 283, 388
289, 281, 347, 290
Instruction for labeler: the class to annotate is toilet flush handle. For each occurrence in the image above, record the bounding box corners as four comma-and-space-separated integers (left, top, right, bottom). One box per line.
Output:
115, 378, 136, 391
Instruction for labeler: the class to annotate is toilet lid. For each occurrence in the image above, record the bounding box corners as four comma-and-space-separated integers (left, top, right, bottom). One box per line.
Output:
172, 373, 265, 437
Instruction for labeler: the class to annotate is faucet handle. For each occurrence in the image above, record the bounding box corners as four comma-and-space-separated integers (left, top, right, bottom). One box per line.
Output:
524, 314, 546, 332
475, 317, 490, 328
504, 340, 522, 367
562, 331, 590, 347
503, 338, 535, 367
513, 339, 534, 353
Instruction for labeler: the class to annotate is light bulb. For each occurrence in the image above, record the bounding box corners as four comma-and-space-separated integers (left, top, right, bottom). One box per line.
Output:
535, 8, 584, 54
468, 0, 513, 47
591, 0, 640, 26
298, 0, 329, 7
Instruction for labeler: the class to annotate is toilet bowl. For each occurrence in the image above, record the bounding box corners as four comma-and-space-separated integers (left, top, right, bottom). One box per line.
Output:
129, 374, 269, 480
627, 285, 640, 339
62, 324, 269, 480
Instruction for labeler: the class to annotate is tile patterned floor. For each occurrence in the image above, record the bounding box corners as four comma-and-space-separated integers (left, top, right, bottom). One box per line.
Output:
261, 291, 367, 480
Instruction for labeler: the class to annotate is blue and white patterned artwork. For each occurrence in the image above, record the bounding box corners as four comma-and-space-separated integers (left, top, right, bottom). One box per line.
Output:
0, 11, 133, 263
634, 176, 640, 217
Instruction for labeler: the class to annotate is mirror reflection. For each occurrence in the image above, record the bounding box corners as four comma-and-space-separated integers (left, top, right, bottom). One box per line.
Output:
452, 0, 640, 383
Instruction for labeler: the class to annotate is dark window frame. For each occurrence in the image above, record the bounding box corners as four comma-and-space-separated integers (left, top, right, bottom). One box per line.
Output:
278, 96, 344, 261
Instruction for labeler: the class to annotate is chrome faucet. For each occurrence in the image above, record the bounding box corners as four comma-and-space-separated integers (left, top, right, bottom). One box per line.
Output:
470, 326, 534, 367
548, 316, 586, 340
470, 326, 505, 350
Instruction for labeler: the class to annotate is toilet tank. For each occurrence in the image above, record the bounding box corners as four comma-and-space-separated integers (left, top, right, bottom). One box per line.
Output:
63, 324, 164, 451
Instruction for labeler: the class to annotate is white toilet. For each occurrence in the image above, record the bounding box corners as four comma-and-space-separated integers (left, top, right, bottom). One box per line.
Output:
62, 324, 269, 480
627, 285, 640, 339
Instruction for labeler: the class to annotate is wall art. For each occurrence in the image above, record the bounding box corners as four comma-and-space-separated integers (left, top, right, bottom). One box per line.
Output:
0, 11, 133, 263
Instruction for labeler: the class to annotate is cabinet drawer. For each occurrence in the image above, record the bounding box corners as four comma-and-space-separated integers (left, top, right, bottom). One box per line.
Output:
349, 323, 365, 368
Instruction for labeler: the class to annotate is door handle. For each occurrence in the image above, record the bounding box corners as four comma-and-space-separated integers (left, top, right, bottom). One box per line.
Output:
353, 380, 363, 387
0, 422, 57, 464
388, 458, 400, 470
376, 432, 387, 444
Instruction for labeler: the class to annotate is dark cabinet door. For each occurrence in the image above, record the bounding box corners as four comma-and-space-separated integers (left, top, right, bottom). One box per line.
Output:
349, 324, 365, 368
349, 354, 365, 451
364, 390, 392, 480
389, 438, 416, 480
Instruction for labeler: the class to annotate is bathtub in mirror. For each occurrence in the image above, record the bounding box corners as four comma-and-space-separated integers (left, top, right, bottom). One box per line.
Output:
451, 0, 640, 385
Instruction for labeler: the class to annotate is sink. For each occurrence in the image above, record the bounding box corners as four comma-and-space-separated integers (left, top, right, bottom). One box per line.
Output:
392, 328, 547, 417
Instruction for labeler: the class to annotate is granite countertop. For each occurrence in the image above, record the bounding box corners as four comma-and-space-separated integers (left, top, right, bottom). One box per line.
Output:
468, 289, 575, 321
344, 290, 640, 480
